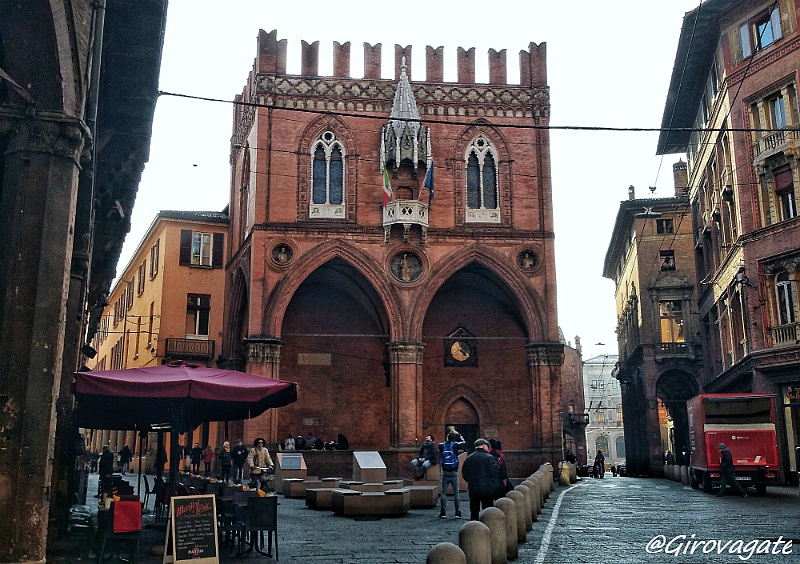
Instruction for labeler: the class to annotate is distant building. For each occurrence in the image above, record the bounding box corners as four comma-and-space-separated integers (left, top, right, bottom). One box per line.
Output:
583, 354, 623, 467
562, 336, 588, 466
86, 211, 228, 468
603, 172, 704, 477
656, 0, 800, 483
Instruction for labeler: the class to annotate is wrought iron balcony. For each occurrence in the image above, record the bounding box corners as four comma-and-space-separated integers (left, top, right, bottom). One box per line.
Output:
165, 337, 215, 360
383, 199, 429, 243
770, 322, 799, 346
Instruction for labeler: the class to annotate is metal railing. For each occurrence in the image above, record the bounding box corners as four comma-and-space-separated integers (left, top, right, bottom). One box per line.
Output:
165, 337, 215, 360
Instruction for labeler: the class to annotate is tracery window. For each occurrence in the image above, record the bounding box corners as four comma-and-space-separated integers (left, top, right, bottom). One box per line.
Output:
465, 136, 500, 223
310, 131, 345, 219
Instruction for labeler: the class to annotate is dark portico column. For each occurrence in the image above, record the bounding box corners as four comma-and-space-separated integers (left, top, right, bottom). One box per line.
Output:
0, 115, 86, 560
387, 342, 425, 449
243, 338, 283, 445
526, 342, 565, 463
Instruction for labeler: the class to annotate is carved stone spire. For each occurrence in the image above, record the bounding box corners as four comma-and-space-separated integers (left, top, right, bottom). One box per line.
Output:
383, 56, 428, 170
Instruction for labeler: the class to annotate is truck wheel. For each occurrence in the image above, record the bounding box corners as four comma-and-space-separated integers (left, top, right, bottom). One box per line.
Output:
701, 472, 712, 493
755, 485, 766, 496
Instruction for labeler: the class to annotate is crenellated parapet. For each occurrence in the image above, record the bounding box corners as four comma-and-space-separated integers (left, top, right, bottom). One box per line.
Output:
247, 29, 547, 87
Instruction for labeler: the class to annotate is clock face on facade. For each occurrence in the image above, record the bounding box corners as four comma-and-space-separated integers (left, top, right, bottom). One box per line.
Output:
444, 331, 478, 367
450, 341, 472, 361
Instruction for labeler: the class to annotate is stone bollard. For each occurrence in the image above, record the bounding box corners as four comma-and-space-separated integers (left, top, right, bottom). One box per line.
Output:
569, 462, 577, 484
428, 542, 467, 564
514, 484, 533, 531
459, 520, 491, 564
505, 489, 527, 544
558, 461, 570, 485
534, 473, 546, 510
521, 479, 539, 521
494, 497, 519, 560
680, 465, 689, 485
545, 463, 555, 492
479, 506, 507, 564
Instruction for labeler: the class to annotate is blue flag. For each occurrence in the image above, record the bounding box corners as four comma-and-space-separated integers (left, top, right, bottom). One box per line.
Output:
423, 162, 434, 203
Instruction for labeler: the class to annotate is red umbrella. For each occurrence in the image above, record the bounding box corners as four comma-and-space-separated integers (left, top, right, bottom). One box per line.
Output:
74, 361, 298, 497
73, 360, 297, 433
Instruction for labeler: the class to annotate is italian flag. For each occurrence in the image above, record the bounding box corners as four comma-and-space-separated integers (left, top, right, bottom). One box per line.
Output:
382, 166, 393, 206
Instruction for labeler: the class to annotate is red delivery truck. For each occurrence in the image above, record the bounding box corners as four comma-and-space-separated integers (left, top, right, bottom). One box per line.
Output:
687, 393, 781, 495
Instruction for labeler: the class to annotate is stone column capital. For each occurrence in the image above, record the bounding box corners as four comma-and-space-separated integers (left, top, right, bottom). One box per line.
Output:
3, 113, 88, 163
244, 337, 283, 364
387, 341, 426, 364
525, 342, 564, 366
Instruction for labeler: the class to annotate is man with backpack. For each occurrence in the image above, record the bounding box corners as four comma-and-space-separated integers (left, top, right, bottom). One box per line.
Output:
439, 430, 467, 519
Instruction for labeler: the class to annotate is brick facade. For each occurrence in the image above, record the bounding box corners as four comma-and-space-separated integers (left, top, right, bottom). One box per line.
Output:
220, 30, 563, 477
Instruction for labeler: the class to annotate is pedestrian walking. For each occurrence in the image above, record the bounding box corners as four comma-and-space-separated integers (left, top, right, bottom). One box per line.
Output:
461, 438, 500, 520
716, 443, 748, 498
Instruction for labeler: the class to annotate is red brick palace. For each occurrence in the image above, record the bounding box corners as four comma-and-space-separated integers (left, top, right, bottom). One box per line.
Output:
218, 30, 564, 475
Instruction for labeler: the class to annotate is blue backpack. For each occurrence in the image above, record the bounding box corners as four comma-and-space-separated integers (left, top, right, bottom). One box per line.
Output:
441, 442, 458, 471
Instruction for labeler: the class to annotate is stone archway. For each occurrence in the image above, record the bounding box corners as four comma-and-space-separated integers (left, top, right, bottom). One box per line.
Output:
444, 397, 480, 450
656, 370, 700, 464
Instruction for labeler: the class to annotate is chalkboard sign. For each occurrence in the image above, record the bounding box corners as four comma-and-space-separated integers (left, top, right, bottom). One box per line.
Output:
164, 494, 219, 564
282, 454, 302, 470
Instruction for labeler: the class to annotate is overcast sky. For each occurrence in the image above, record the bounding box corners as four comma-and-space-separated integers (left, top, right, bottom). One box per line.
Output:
120, 0, 702, 361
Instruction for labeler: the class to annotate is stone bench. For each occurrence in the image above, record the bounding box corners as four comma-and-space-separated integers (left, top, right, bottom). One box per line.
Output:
306, 488, 336, 509
406, 485, 438, 508
346, 480, 403, 493
331, 488, 410, 517
282, 477, 341, 498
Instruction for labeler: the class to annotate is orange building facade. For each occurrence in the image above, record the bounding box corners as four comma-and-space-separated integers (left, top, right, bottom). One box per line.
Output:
220, 31, 564, 476
86, 211, 228, 469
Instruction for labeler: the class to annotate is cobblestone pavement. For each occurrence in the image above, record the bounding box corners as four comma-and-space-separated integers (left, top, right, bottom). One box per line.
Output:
47, 473, 799, 563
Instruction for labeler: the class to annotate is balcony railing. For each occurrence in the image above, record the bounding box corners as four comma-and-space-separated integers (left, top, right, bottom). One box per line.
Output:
654, 341, 699, 361
752, 126, 799, 163
165, 337, 215, 360
383, 199, 429, 243
769, 322, 799, 346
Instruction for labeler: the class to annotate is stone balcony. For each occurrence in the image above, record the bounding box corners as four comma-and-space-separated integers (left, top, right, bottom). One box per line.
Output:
654, 341, 700, 362
382, 199, 428, 243
752, 126, 800, 164
769, 322, 799, 346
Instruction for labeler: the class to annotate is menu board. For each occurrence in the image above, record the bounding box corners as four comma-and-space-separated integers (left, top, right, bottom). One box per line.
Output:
164, 494, 219, 564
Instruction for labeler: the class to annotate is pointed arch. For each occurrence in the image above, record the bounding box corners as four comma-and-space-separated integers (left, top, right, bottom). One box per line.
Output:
223, 264, 250, 362
408, 245, 546, 341
432, 383, 492, 427
262, 241, 405, 339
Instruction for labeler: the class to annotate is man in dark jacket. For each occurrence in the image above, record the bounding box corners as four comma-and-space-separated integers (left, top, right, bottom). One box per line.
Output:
411, 435, 437, 480
717, 443, 747, 498
231, 439, 249, 484
461, 438, 500, 520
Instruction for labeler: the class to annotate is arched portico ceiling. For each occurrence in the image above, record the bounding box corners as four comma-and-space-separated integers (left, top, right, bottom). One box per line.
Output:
263, 241, 403, 338
409, 249, 545, 340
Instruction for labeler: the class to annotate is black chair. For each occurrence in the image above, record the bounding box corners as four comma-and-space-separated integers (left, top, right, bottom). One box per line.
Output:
141, 475, 157, 511
232, 495, 278, 559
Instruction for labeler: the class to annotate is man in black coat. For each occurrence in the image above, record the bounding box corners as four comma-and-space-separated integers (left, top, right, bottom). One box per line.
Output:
461, 438, 500, 520
231, 439, 249, 484
717, 443, 748, 498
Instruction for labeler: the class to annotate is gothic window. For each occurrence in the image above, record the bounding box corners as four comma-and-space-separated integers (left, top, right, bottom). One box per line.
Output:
310, 131, 345, 219
775, 271, 796, 326
465, 136, 500, 223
